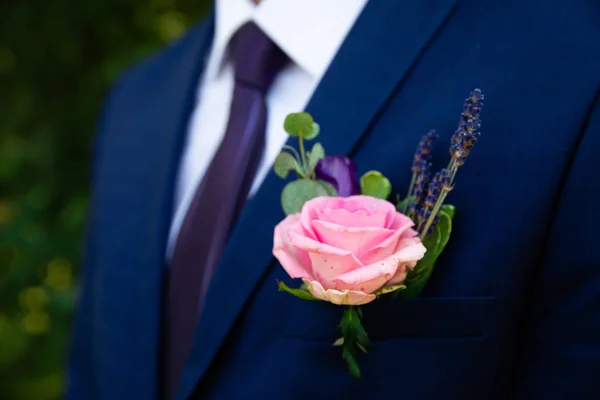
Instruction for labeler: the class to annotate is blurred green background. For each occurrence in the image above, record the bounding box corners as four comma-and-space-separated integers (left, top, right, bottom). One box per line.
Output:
0, 2, 211, 398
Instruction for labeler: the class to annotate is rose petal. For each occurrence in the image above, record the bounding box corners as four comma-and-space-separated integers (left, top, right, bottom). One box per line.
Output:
300, 201, 321, 239
290, 231, 364, 288
385, 241, 428, 285
359, 226, 418, 266
302, 278, 328, 300
288, 229, 351, 257
312, 220, 394, 258
395, 235, 424, 253
334, 238, 427, 292
388, 212, 417, 230
325, 289, 376, 306
387, 266, 410, 286
273, 214, 313, 280
341, 195, 398, 214
305, 195, 397, 228
299, 197, 346, 240
303, 279, 376, 306
308, 252, 364, 289
318, 208, 388, 228
332, 259, 398, 293
283, 196, 426, 295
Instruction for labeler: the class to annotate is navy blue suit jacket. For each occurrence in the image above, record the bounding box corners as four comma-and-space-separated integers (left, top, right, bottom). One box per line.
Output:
67, 0, 600, 399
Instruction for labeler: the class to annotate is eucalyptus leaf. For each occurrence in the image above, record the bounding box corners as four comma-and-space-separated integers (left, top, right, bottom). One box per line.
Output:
304, 122, 320, 140
397, 195, 415, 214
274, 152, 302, 179
441, 204, 456, 219
435, 209, 453, 258
281, 179, 332, 215
283, 112, 315, 138
277, 280, 319, 301
416, 225, 442, 273
308, 142, 325, 172
316, 180, 337, 196
360, 171, 392, 200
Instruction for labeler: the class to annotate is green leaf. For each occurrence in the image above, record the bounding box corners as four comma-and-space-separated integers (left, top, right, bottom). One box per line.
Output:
304, 122, 320, 140
316, 180, 337, 196
281, 179, 332, 215
273, 151, 302, 179
356, 342, 368, 354
397, 195, 415, 214
283, 112, 315, 138
307, 142, 325, 172
277, 281, 319, 301
373, 283, 406, 296
420, 223, 443, 266
353, 323, 369, 349
342, 347, 361, 379
441, 204, 456, 220
397, 225, 442, 298
333, 337, 344, 346
356, 307, 363, 319
360, 171, 392, 199
338, 306, 369, 379
435, 209, 453, 259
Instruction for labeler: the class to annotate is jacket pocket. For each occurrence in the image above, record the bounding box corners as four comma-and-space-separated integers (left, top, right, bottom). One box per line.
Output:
280, 296, 495, 342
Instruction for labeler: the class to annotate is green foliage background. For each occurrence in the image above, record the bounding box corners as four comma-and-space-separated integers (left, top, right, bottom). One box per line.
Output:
0, 2, 210, 398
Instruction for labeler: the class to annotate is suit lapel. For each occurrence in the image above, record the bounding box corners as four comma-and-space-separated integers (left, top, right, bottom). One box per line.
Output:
177, 0, 459, 397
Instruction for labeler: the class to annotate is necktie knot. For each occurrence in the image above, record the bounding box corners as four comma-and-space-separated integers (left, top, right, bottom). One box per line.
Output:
231, 22, 288, 93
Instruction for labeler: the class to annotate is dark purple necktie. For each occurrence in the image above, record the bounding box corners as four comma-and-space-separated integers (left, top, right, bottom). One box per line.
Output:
164, 23, 287, 398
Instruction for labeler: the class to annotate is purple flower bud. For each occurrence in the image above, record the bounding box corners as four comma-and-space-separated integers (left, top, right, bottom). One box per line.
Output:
314, 156, 360, 197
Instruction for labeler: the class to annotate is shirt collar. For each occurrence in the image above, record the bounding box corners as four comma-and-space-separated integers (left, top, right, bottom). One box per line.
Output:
206, 0, 368, 81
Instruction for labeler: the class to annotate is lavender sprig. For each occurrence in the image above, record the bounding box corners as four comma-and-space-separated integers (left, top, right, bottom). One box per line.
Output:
409, 130, 437, 189
419, 168, 452, 237
413, 89, 484, 237
450, 89, 484, 171
402, 130, 438, 214
409, 161, 432, 223
412, 130, 438, 173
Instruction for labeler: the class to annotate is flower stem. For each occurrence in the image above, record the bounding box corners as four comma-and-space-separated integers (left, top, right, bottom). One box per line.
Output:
450, 164, 458, 185
298, 137, 309, 177
401, 173, 417, 213
448, 157, 457, 172
282, 145, 302, 164
420, 189, 449, 237
407, 173, 416, 198
418, 160, 458, 236
448, 159, 459, 184
338, 306, 369, 378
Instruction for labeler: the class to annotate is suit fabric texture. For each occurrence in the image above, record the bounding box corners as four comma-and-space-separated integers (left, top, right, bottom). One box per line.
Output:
67, 0, 600, 399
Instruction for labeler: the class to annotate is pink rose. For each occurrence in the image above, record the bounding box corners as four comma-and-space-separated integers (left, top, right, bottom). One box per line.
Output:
273, 195, 427, 306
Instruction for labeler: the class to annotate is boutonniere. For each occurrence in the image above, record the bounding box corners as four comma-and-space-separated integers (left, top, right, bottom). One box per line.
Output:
272, 89, 484, 378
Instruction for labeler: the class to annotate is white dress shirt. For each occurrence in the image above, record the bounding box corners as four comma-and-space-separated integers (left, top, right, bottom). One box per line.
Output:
167, 0, 368, 257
